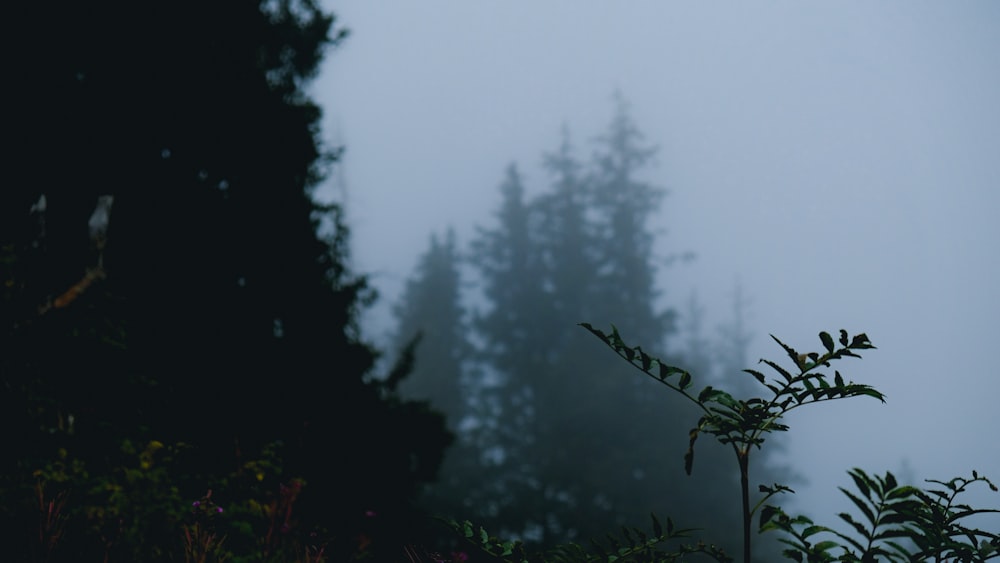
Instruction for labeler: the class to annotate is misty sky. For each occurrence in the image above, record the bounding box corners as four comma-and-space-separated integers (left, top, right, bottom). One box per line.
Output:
313, 2, 1000, 526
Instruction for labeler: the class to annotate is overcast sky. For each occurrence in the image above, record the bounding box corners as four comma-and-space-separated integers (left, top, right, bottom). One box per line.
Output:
313, 1, 1000, 526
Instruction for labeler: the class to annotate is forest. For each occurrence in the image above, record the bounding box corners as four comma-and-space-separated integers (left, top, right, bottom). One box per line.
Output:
387, 98, 781, 557
3, 1, 997, 562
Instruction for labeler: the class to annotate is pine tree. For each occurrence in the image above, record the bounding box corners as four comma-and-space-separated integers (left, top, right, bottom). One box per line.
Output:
2, 2, 452, 559
579, 95, 752, 552
386, 229, 480, 543
462, 98, 748, 552
587, 92, 671, 341
466, 163, 555, 538
391, 229, 469, 427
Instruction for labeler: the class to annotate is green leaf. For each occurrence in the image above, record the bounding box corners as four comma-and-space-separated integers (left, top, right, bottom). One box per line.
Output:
651, 513, 662, 537
579, 322, 608, 344
679, 371, 692, 389
639, 349, 652, 371
840, 488, 878, 531
850, 332, 874, 349
885, 471, 897, 491
684, 427, 699, 475
837, 512, 870, 545
744, 369, 766, 384
839, 329, 849, 346
820, 331, 835, 353
846, 471, 874, 505
760, 505, 777, 529
802, 524, 828, 538
760, 358, 793, 382
813, 540, 841, 553
771, 334, 802, 368
697, 385, 715, 403
610, 324, 625, 349
783, 549, 804, 563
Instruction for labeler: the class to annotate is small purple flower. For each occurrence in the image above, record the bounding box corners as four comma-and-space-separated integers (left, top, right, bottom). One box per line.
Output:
216, 507, 224, 514
192, 501, 201, 507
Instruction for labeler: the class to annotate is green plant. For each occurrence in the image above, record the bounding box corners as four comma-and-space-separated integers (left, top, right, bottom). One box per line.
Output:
441, 514, 731, 562
447, 326, 998, 562
33, 480, 69, 563
580, 324, 884, 562
759, 468, 999, 562
183, 490, 229, 563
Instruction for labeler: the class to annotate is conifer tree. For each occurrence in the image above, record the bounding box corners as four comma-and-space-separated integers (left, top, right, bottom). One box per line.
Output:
391, 229, 469, 427
461, 99, 752, 552
2, 2, 452, 559
386, 229, 483, 540
466, 163, 553, 537
587, 92, 671, 342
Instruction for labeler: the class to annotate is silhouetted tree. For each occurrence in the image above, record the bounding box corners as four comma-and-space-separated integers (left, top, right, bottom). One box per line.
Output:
587, 92, 671, 340
681, 291, 715, 378
2, 1, 451, 560
391, 229, 469, 427
715, 280, 755, 386
464, 163, 556, 539
452, 98, 752, 553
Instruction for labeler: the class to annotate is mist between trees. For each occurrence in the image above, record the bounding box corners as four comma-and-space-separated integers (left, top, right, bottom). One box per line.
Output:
387, 94, 791, 558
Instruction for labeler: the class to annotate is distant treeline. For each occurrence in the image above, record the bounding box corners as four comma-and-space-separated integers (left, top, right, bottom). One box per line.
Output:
388, 95, 788, 555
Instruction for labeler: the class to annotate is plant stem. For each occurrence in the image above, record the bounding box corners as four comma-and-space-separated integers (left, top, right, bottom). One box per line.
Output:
738, 448, 751, 563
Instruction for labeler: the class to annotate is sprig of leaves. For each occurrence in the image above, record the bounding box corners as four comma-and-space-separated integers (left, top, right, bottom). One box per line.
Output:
760, 468, 1000, 562
441, 518, 529, 562
902, 471, 1000, 561
441, 513, 731, 563
578, 324, 883, 476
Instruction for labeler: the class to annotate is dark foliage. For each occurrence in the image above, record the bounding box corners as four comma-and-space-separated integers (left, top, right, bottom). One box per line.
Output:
2, 1, 451, 560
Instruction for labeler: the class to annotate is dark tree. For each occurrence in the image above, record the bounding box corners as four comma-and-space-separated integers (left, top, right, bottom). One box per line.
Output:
2, 1, 450, 560
465, 164, 555, 538
391, 229, 469, 429
587, 92, 671, 341
446, 98, 760, 554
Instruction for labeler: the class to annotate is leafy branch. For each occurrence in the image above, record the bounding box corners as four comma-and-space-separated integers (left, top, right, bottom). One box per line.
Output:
449, 325, 1000, 563
440, 513, 732, 563
759, 468, 1000, 562
902, 471, 1000, 561
579, 324, 884, 563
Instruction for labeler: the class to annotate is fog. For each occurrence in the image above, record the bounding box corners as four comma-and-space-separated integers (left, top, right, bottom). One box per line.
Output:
314, 2, 1000, 528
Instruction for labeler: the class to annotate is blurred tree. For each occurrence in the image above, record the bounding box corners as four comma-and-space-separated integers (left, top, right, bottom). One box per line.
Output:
680, 291, 715, 379
579, 95, 754, 554
465, 164, 555, 539
2, 1, 451, 560
715, 281, 755, 387
391, 229, 468, 427
587, 92, 671, 340
444, 97, 759, 555
387, 229, 487, 548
